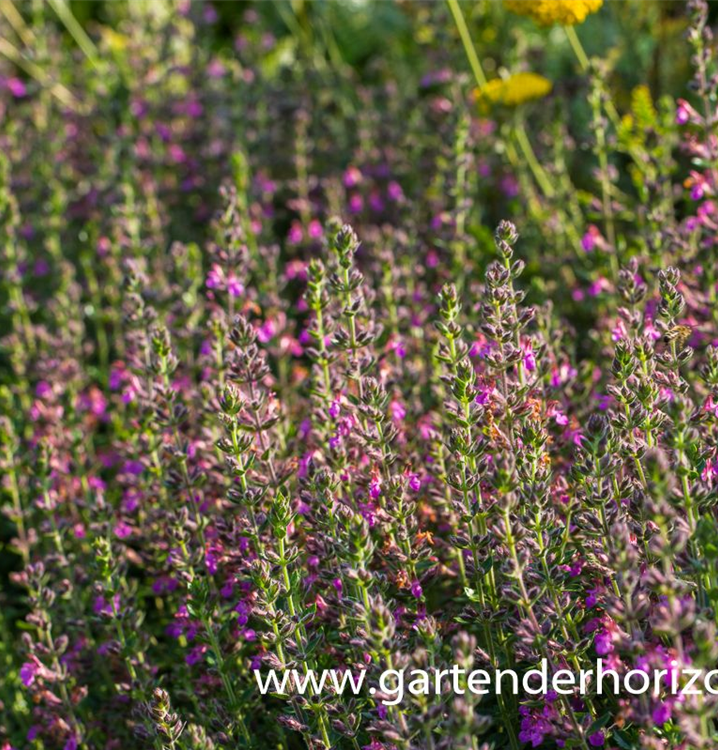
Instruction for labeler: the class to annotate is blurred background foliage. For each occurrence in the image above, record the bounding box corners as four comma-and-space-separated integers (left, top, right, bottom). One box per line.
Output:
1, 1, 697, 96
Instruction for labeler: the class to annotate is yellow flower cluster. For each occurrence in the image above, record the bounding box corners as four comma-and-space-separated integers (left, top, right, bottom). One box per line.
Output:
475, 72, 552, 108
504, 0, 603, 26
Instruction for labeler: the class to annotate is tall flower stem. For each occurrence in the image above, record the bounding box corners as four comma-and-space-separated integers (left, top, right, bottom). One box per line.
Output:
514, 119, 556, 199
446, 0, 488, 88
564, 25, 590, 71
564, 24, 621, 127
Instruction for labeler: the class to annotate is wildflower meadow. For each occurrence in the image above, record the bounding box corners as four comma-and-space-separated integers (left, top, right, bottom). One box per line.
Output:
1, 1, 718, 749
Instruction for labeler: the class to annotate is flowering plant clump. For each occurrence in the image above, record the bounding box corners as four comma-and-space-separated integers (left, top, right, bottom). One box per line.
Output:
1, 1, 718, 749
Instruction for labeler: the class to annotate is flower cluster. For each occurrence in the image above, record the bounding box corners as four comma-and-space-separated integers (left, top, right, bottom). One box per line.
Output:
504, 0, 604, 27
475, 73, 553, 108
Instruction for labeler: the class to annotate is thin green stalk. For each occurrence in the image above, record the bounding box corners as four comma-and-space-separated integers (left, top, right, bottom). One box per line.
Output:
514, 119, 556, 199
447, 0, 488, 88
564, 24, 621, 127
47, 0, 100, 70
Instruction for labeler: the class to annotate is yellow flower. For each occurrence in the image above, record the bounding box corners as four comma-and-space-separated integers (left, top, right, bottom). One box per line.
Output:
101, 27, 130, 52
504, 0, 603, 26
475, 72, 552, 108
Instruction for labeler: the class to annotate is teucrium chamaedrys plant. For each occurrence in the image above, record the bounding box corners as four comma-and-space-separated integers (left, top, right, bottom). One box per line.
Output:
1, 1, 718, 749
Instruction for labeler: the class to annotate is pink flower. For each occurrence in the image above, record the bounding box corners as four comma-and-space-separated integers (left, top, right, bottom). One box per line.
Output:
676, 98, 699, 126
390, 338, 407, 358
206, 265, 244, 297
114, 521, 132, 539
581, 224, 602, 253
207, 59, 226, 78
685, 170, 711, 201
257, 319, 276, 343
6, 77, 27, 98
701, 459, 718, 484
287, 221, 303, 244
550, 363, 576, 388
387, 181, 404, 201
308, 219, 323, 239
349, 194, 364, 213
227, 275, 244, 297
611, 319, 628, 342
343, 166, 362, 188
588, 277, 611, 297
390, 400, 406, 422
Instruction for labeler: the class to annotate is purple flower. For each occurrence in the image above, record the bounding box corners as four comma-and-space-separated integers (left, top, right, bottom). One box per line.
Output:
185, 645, 207, 666
123, 460, 145, 476
522, 341, 536, 371
235, 600, 251, 626
205, 549, 220, 575
518, 707, 551, 747
588, 730, 605, 747
594, 630, 612, 656
581, 225, 601, 253
20, 661, 37, 687
93, 594, 121, 617
652, 703, 671, 724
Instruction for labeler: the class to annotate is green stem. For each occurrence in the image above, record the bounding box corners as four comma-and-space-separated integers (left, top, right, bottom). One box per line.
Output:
565, 24, 621, 128
564, 25, 589, 70
514, 120, 555, 199
446, 0, 488, 88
